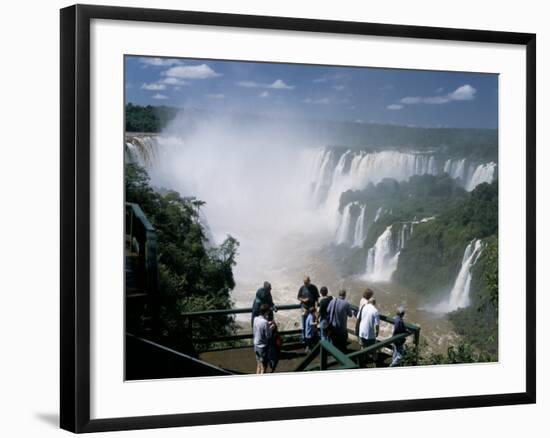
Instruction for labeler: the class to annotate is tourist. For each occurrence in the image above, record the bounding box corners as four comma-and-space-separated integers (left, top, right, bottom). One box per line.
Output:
251, 281, 276, 327
318, 286, 333, 341
253, 303, 275, 374
355, 288, 374, 339
357, 297, 380, 364
327, 289, 354, 352
297, 275, 320, 341
359, 288, 374, 309
390, 306, 408, 367
267, 320, 281, 373
304, 306, 319, 352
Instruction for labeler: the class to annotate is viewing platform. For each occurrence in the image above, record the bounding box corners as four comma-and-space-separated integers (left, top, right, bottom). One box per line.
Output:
124, 201, 421, 380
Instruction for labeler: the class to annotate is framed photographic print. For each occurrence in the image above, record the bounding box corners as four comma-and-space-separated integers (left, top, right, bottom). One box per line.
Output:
60, 4, 536, 433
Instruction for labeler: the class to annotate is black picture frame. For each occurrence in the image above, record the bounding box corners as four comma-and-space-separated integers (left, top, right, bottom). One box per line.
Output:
60, 4, 536, 433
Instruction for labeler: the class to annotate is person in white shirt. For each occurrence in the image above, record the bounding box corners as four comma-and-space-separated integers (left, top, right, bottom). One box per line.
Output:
357, 297, 380, 348
253, 304, 275, 374
358, 288, 374, 311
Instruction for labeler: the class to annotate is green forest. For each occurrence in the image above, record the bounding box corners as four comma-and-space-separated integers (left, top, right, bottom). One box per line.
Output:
125, 163, 239, 353
125, 103, 178, 132
124, 104, 497, 160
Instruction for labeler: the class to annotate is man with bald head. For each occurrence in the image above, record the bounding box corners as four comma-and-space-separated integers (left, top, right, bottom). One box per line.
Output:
297, 275, 319, 343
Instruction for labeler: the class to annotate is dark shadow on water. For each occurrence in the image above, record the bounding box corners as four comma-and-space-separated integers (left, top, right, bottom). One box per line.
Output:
35, 412, 59, 429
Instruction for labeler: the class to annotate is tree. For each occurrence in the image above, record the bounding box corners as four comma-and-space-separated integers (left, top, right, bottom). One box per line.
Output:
125, 163, 239, 353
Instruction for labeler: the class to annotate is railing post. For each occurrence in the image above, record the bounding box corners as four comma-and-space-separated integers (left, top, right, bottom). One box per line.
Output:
414, 326, 421, 365
320, 343, 327, 370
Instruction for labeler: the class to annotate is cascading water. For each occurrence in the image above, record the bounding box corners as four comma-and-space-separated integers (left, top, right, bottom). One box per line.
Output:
310, 148, 497, 216
352, 204, 367, 247
365, 222, 417, 282
374, 206, 384, 222
465, 162, 497, 191
365, 225, 398, 282
443, 158, 467, 180
335, 202, 354, 245
437, 239, 484, 312
310, 149, 335, 204
125, 134, 158, 166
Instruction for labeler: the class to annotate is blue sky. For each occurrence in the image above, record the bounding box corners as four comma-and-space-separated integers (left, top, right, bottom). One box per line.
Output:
125, 55, 498, 129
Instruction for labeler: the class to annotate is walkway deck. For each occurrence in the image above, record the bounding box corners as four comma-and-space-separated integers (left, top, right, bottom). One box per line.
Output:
200, 339, 392, 374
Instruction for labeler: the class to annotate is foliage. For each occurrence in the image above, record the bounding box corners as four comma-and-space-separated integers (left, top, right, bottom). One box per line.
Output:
448, 236, 498, 356
126, 163, 239, 353
341, 174, 469, 250
125, 103, 178, 132
398, 338, 496, 367
394, 180, 498, 297
318, 123, 498, 159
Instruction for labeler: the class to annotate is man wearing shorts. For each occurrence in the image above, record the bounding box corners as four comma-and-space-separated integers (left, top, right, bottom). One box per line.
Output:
253, 304, 275, 374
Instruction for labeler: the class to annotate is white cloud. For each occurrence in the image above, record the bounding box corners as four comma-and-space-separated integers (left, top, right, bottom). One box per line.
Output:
259, 91, 270, 98
206, 93, 225, 99
422, 96, 450, 104
152, 93, 168, 100
398, 84, 477, 106
268, 79, 294, 90
436, 87, 445, 93
238, 79, 294, 90
237, 80, 260, 88
387, 104, 404, 110
448, 84, 476, 101
400, 96, 422, 104
139, 57, 183, 67
160, 77, 188, 86
313, 76, 327, 83
164, 64, 221, 79
302, 97, 331, 105
141, 82, 166, 91
332, 85, 346, 91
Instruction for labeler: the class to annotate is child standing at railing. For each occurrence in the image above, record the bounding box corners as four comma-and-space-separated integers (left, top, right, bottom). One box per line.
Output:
304, 306, 319, 352
390, 306, 408, 367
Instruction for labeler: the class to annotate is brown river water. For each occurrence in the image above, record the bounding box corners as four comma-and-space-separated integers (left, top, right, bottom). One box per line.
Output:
230, 233, 459, 356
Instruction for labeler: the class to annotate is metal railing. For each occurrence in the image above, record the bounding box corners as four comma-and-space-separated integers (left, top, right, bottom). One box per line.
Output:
180, 302, 421, 370
181, 304, 303, 345
125, 202, 159, 335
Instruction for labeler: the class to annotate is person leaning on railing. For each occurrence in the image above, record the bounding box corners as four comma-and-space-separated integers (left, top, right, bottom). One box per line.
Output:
326, 289, 354, 352
251, 281, 277, 327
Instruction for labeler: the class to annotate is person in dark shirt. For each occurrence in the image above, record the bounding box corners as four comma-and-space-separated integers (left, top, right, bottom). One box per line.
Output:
327, 289, 354, 352
251, 281, 276, 327
297, 276, 319, 342
390, 306, 408, 367
317, 286, 333, 341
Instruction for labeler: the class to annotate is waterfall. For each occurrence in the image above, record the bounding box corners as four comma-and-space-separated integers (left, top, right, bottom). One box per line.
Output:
438, 239, 484, 312
374, 206, 384, 222
352, 204, 367, 247
365, 221, 417, 281
443, 158, 467, 180
365, 225, 398, 282
125, 134, 158, 166
309, 148, 497, 217
335, 203, 354, 245
310, 149, 335, 204
465, 162, 497, 191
